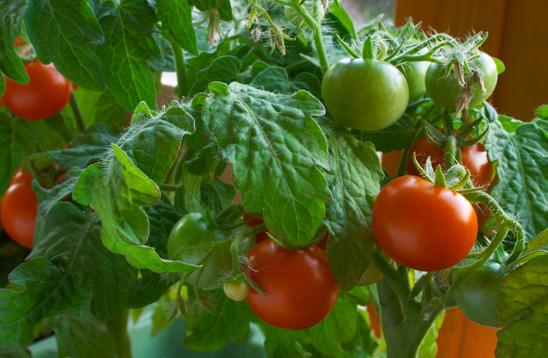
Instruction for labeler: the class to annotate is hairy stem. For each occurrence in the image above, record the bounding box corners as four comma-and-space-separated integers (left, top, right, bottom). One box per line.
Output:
293, 1, 329, 73
69, 93, 85, 132
169, 39, 189, 97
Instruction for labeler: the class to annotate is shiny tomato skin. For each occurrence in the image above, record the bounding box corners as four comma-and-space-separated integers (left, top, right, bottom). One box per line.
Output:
4, 61, 71, 120
372, 176, 477, 271
322, 58, 409, 131
246, 240, 339, 330
460, 143, 493, 188
381, 150, 403, 177
10, 169, 33, 185
1, 173, 37, 249
399, 61, 430, 100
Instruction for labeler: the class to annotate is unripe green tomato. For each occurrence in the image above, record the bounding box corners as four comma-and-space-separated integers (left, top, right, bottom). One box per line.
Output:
322, 58, 409, 131
425, 52, 498, 110
399, 61, 430, 100
452, 263, 503, 327
167, 212, 222, 262
284, 1, 325, 28
223, 281, 250, 301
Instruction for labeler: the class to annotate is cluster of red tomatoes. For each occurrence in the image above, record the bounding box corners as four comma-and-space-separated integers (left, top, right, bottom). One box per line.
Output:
232, 132, 494, 330
0, 170, 38, 249
1, 39, 73, 120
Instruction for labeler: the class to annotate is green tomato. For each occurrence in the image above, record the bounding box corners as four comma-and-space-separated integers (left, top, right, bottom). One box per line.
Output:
452, 263, 503, 327
322, 58, 409, 131
425, 52, 498, 110
167, 212, 223, 262
399, 61, 430, 100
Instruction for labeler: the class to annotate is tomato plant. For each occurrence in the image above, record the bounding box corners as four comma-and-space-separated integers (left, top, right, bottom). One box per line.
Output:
0, 1, 544, 358
246, 239, 339, 330
372, 175, 478, 271
4, 61, 71, 120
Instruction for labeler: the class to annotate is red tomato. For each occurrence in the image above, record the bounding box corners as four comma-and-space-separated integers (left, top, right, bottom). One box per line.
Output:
367, 303, 381, 338
243, 213, 268, 242
406, 135, 445, 175
10, 169, 33, 185
460, 143, 493, 188
381, 150, 404, 177
246, 239, 339, 329
1, 171, 37, 249
372, 176, 477, 271
4, 61, 71, 120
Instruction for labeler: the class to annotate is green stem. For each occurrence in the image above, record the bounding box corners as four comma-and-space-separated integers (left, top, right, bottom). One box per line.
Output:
69, 93, 85, 132
294, 1, 329, 73
378, 280, 442, 358
169, 39, 188, 97
106, 309, 132, 358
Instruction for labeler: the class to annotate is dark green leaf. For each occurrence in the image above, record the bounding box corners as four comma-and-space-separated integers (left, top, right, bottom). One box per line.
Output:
486, 117, 548, 237
97, 0, 159, 110
203, 82, 328, 247
190, 55, 241, 95
157, 0, 197, 54
54, 315, 117, 358
497, 255, 548, 357
327, 3, 357, 39
0, 0, 28, 83
25, 0, 105, 90
360, 114, 417, 152
189, 0, 232, 21
250, 67, 292, 93
323, 127, 382, 289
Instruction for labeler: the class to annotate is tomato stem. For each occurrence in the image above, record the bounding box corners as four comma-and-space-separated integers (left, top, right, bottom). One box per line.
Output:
168, 38, 189, 97
69, 93, 85, 132
293, 1, 329, 73
106, 309, 132, 358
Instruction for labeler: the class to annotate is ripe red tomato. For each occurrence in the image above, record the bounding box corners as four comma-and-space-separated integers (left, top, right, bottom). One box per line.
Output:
372, 176, 477, 271
246, 239, 339, 329
243, 213, 268, 242
406, 136, 493, 188
4, 61, 71, 120
460, 143, 493, 188
1, 171, 37, 249
381, 150, 404, 177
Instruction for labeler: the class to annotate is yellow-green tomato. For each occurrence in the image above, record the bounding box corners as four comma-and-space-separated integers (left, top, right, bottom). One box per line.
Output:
425, 52, 498, 110
223, 281, 249, 301
399, 61, 430, 100
322, 58, 409, 131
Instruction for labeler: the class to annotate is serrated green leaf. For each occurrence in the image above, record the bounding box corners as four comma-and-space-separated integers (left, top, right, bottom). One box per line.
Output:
328, 3, 356, 39
97, 0, 159, 110
157, 0, 196, 54
486, 117, 548, 237
25, 0, 105, 90
324, 127, 382, 290
203, 83, 328, 247
417, 312, 444, 358
73, 104, 198, 273
360, 113, 418, 152
497, 255, 548, 357
189, 0, 232, 21
525, 229, 548, 254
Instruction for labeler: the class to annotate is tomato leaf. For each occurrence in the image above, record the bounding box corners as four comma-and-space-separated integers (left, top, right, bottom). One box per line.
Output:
497, 254, 548, 357
250, 66, 292, 93
0, 112, 65, 194
54, 315, 118, 358
0, 202, 137, 349
73, 103, 198, 273
360, 113, 418, 152
486, 116, 548, 237
323, 127, 382, 290
157, 0, 197, 55
96, 0, 159, 110
0, 0, 29, 84
25, 0, 105, 90
190, 55, 242, 95
184, 290, 251, 350
203, 82, 328, 247
328, 2, 357, 39
525, 229, 548, 255
189, 0, 233, 21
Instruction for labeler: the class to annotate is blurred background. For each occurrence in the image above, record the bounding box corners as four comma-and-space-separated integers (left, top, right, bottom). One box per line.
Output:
343, 0, 548, 120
